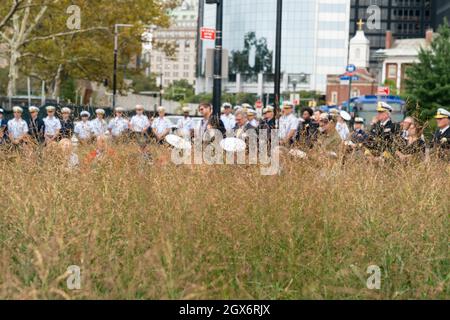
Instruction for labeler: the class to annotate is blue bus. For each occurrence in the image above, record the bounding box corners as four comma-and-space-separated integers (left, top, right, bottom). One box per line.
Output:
343, 95, 406, 123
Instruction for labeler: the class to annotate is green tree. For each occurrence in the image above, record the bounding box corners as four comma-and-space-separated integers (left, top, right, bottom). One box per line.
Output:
405, 19, 450, 121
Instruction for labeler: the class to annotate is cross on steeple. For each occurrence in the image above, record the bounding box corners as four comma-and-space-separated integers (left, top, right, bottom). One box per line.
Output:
357, 19, 365, 31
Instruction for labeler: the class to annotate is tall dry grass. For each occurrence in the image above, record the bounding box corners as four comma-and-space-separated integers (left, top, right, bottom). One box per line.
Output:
0, 143, 448, 299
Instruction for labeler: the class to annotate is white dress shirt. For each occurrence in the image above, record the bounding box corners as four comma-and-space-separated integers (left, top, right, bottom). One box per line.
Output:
177, 117, 194, 137
74, 121, 92, 140
278, 113, 299, 140
152, 117, 173, 135
8, 118, 29, 140
108, 117, 129, 137
130, 114, 150, 132
336, 122, 350, 141
43, 116, 62, 136
89, 118, 108, 137
221, 114, 236, 132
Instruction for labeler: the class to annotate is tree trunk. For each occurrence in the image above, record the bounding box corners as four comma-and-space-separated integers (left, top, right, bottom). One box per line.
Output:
52, 64, 64, 99
7, 48, 19, 98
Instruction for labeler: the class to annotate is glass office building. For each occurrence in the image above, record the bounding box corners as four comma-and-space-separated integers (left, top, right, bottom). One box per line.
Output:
196, 0, 351, 95
433, 0, 450, 28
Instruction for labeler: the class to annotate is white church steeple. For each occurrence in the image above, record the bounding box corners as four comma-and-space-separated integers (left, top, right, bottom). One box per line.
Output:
349, 19, 370, 69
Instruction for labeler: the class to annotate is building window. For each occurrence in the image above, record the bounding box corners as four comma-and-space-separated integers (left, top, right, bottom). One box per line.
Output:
387, 64, 397, 79
331, 91, 338, 104
352, 89, 360, 98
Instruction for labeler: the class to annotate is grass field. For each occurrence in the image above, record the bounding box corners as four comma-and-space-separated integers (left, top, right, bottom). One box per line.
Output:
0, 143, 448, 299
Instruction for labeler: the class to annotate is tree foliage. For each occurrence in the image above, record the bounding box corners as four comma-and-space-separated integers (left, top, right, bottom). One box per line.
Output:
0, 0, 178, 97
405, 19, 450, 121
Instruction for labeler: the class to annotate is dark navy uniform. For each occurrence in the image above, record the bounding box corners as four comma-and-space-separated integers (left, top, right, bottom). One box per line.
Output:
430, 108, 450, 160
60, 119, 74, 139
351, 128, 369, 144
28, 116, 45, 144
367, 119, 400, 156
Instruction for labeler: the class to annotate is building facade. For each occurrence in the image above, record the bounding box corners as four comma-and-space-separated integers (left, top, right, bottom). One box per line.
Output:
148, 0, 198, 88
376, 29, 433, 94
350, 0, 433, 70
197, 0, 351, 96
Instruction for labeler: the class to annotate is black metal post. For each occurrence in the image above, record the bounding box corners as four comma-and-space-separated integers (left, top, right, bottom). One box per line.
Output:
212, 0, 223, 120
113, 28, 118, 109
159, 73, 163, 106
347, 76, 353, 111
274, 0, 283, 117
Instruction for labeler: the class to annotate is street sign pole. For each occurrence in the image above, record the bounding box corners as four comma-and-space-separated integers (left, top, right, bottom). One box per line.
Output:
207, 0, 223, 122
274, 0, 283, 118
347, 76, 352, 112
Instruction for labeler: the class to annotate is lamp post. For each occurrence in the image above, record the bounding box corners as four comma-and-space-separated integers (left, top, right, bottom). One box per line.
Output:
205, 0, 223, 121
113, 24, 134, 109
274, 0, 283, 117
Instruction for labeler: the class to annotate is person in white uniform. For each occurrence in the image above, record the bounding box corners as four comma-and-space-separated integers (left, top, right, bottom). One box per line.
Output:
176, 107, 194, 138
220, 103, 236, 133
152, 106, 173, 144
74, 111, 92, 143
8, 106, 29, 146
129, 105, 151, 147
43, 105, 61, 144
108, 107, 129, 140
90, 109, 108, 137
278, 101, 299, 146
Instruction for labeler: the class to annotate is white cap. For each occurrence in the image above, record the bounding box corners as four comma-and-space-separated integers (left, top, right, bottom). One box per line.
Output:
29, 106, 39, 113
135, 104, 144, 110
182, 107, 190, 113
263, 106, 274, 113
61, 107, 71, 114
354, 117, 365, 124
233, 105, 242, 111
13, 106, 23, 113
157, 106, 165, 112
115, 107, 125, 113
96, 109, 105, 115
80, 111, 90, 117
0, 108, 4, 113
283, 101, 294, 108
222, 102, 232, 109
247, 109, 257, 115
46, 105, 56, 111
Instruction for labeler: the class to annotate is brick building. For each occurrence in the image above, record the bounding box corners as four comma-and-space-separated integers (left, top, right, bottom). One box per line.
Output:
326, 69, 377, 105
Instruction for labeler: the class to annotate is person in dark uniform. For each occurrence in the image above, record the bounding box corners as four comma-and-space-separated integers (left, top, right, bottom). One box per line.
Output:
296, 106, 318, 148
0, 108, 8, 145
366, 102, 400, 158
431, 108, 450, 160
60, 107, 74, 139
0, 108, 7, 130
350, 117, 369, 144
259, 106, 276, 131
27, 106, 45, 145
